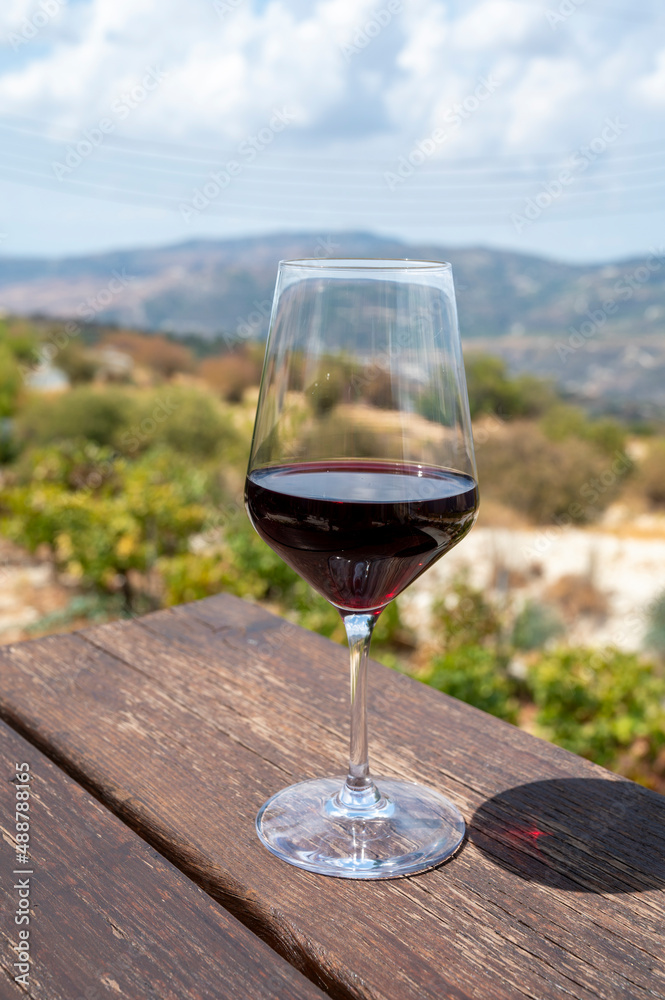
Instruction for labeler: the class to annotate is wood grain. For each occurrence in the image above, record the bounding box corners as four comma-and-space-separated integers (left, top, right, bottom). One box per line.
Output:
0, 718, 326, 999
0, 593, 663, 1000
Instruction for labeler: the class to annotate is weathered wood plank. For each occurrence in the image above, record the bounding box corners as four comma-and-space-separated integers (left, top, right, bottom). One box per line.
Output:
0, 717, 327, 999
0, 593, 663, 1000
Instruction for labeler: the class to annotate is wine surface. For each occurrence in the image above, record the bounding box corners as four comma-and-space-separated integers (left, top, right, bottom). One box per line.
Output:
245, 461, 478, 612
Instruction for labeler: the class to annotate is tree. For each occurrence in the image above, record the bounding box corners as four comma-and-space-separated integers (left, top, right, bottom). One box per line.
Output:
464, 353, 556, 419
541, 403, 626, 457
1, 444, 214, 611
16, 387, 138, 450
0, 344, 22, 418
55, 342, 98, 384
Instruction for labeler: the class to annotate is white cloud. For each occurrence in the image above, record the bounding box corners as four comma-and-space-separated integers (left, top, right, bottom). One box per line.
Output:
450, 0, 546, 52
0, 0, 661, 156
380, 0, 661, 158
0, 0, 378, 140
501, 56, 589, 150
633, 47, 665, 107
0, 0, 47, 32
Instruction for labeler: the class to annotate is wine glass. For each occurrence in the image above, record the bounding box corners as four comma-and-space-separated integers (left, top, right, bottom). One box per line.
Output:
245, 258, 478, 879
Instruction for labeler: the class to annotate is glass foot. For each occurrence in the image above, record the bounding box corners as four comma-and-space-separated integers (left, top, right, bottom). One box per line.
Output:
256, 776, 465, 879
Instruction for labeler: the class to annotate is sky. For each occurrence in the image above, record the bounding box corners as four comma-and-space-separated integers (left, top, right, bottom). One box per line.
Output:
0, 0, 663, 263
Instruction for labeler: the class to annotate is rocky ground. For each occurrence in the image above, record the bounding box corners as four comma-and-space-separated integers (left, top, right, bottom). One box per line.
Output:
0, 538, 78, 643
401, 507, 665, 653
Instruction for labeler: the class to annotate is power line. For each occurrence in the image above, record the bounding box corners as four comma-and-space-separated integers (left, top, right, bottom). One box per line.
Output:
0, 115, 663, 174
0, 164, 662, 226
2, 157, 664, 207
1, 134, 663, 191
507, 0, 660, 21
2, 142, 664, 191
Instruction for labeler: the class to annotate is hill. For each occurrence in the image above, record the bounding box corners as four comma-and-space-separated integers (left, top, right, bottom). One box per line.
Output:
0, 232, 663, 341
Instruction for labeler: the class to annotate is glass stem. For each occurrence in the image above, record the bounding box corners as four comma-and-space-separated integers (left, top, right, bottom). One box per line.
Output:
338, 611, 382, 809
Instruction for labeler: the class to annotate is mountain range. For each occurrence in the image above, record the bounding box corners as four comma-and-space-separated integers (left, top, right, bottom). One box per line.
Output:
0, 232, 664, 342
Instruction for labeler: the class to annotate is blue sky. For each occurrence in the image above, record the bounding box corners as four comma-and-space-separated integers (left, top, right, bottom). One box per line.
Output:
0, 0, 663, 262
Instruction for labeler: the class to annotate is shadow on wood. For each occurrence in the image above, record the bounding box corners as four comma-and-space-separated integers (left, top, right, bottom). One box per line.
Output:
469, 777, 665, 893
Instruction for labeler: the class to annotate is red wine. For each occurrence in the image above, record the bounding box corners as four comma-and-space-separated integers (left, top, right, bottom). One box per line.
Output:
245, 460, 478, 612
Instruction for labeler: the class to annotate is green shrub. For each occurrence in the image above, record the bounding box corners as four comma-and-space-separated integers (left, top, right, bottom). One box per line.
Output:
289, 582, 346, 642
286, 585, 413, 660
54, 342, 98, 385
644, 590, 665, 657
0, 344, 22, 418
540, 404, 627, 458
512, 600, 564, 651
158, 552, 239, 606
16, 387, 138, 449
430, 577, 502, 652
526, 647, 665, 772
15, 385, 243, 464
0, 446, 213, 605
0, 417, 17, 463
0, 317, 39, 364
424, 645, 519, 723
9, 441, 121, 491
586, 418, 627, 458
419, 579, 517, 721
224, 519, 302, 602
464, 354, 555, 419
146, 388, 240, 460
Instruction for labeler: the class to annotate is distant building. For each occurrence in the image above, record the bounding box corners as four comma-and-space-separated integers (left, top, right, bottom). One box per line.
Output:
91, 347, 134, 381
24, 365, 69, 392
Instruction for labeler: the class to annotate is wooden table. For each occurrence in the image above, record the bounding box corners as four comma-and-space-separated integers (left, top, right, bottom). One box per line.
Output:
0, 592, 663, 1000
